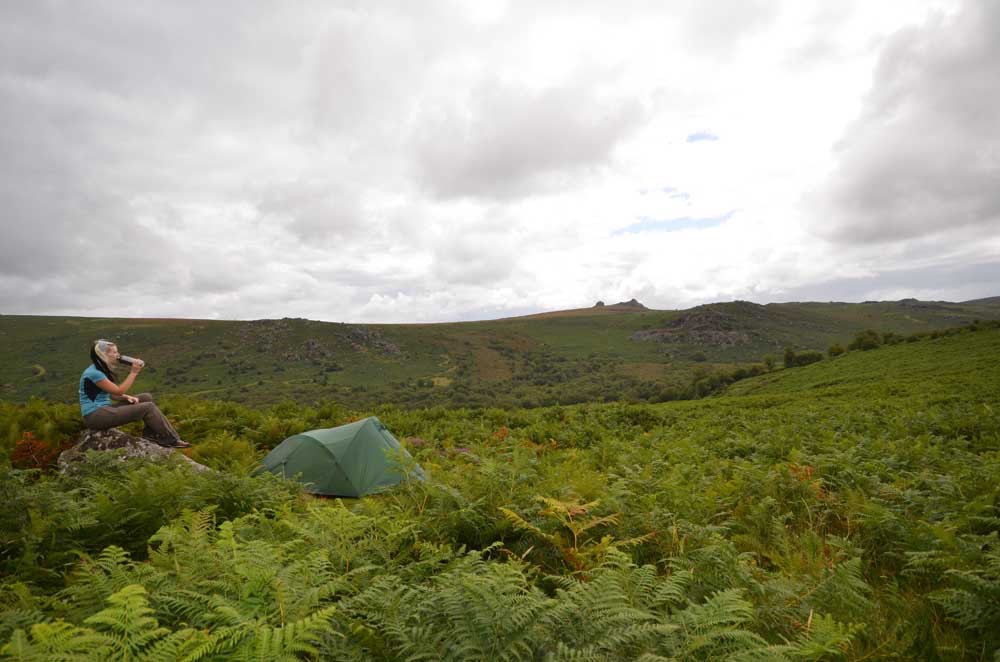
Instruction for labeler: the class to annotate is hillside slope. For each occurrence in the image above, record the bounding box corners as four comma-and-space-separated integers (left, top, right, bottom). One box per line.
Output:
724, 324, 1000, 401
1, 297, 998, 408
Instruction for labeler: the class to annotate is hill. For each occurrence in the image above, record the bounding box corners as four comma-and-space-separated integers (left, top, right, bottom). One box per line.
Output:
2, 319, 999, 658
1, 296, 998, 408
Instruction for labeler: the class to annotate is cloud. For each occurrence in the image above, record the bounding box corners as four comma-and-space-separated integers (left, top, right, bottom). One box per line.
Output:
672, 0, 779, 57
412, 74, 647, 200
0, 1, 995, 325
812, 0, 1000, 243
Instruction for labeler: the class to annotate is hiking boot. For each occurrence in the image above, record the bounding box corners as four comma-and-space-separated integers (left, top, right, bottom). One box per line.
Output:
143, 434, 189, 449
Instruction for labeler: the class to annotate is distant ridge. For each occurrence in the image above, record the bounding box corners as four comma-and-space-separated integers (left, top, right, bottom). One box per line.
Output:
962, 295, 1000, 305
3, 296, 999, 408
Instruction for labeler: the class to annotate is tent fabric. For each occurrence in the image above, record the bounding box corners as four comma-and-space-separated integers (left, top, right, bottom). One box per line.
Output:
258, 416, 426, 497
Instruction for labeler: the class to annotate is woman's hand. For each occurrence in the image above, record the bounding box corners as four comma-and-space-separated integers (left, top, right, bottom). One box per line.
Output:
130, 360, 144, 374
124, 394, 139, 404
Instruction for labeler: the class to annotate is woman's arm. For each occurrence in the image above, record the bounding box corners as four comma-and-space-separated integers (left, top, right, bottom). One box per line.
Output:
94, 363, 143, 396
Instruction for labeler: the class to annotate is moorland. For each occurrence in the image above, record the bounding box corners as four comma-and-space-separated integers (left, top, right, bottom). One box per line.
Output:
1, 300, 999, 660
3, 296, 999, 408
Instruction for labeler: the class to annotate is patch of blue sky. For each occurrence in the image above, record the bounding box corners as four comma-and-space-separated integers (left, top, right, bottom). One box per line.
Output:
686, 131, 719, 142
613, 211, 734, 236
640, 186, 681, 196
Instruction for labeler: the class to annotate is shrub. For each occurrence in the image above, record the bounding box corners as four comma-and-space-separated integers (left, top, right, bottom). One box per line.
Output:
186, 430, 261, 472
882, 331, 905, 346
10, 432, 69, 472
793, 350, 824, 366
828, 343, 845, 358
848, 329, 882, 351
785, 348, 823, 368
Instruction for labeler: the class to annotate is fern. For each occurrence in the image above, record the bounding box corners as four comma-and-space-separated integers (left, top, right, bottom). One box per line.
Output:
930, 543, 1000, 652
0, 620, 109, 661
543, 551, 770, 660
194, 605, 337, 661
802, 558, 873, 624
501, 496, 651, 574
138, 628, 210, 662
59, 546, 160, 622
776, 613, 862, 660
83, 584, 169, 659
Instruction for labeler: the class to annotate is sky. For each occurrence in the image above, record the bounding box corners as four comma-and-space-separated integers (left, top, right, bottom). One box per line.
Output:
1, 0, 998, 323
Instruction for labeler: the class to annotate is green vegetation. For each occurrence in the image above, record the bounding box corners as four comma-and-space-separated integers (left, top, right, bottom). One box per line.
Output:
0, 325, 998, 659
2, 298, 998, 409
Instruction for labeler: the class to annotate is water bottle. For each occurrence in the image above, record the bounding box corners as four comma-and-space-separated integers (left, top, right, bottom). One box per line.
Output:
119, 355, 145, 368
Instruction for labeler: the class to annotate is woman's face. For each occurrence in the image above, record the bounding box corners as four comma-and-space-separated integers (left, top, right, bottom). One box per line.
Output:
106, 344, 121, 362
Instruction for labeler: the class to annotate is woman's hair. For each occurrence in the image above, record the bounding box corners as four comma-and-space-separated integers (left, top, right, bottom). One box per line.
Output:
91, 339, 117, 380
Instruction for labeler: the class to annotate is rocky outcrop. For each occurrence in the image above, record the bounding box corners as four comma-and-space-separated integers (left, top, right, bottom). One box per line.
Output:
58, 428, 210, 474
631, 304, 759, 347
344, 326, 401, 355
611, 298, 647, 309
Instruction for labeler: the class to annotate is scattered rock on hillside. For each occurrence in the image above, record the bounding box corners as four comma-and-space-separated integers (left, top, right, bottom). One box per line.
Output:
235, 319, 294, 355
285, 338, 335, 363
631, 304, 759, 347
898, 298, 948, 310
58, 428, 210, 474
344, 326, 401, 355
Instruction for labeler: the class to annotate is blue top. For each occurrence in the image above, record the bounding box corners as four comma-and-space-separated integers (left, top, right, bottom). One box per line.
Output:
79, 364, 113, 417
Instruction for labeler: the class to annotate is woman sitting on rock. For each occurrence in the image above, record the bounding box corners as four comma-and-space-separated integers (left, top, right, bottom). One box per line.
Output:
79, 339, 190, 448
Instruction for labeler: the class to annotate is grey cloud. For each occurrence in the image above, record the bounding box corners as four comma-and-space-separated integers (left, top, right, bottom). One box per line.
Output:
412, 76, 646, 200
782, 3, 856, 68
813, 0, 1000, 244
674, 0, 778, 57
256, 179, 366, 243
430, 230, 516, 285
0, 1, 324, 313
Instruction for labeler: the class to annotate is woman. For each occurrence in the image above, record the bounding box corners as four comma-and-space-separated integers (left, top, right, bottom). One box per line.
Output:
79, 339, 190, 448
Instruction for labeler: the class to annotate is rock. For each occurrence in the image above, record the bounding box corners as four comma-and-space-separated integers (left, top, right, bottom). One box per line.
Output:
630, 306, 754, 347
58, 428, 210, 474
344, 326, 401, 355
611, 298, 648, 309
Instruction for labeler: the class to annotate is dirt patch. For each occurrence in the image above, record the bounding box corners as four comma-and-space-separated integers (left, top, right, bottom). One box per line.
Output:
472, 347, 512, 380
431, 377, 452, 387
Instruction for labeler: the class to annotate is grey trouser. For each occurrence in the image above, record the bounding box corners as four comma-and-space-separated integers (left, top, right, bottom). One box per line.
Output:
83, 393, 180, 442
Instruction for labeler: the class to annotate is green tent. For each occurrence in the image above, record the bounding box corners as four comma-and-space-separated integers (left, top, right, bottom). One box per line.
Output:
258, 416, 426, 497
